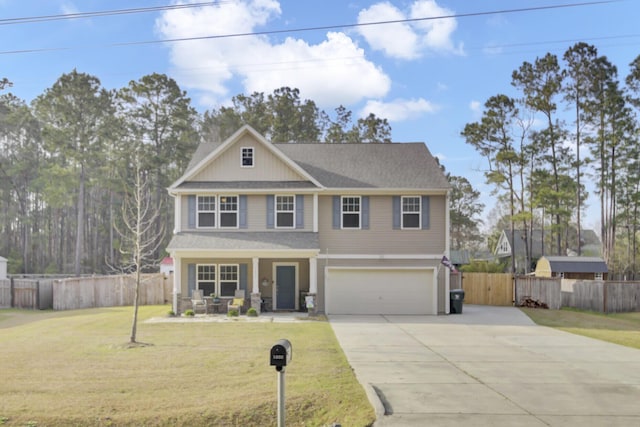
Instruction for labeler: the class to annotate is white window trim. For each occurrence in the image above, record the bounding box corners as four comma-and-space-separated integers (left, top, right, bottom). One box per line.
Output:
219, 263, 240, 297
197, 263, 240, 297
196, 264, 216, 295
401, 196, 421, 230
241, 147, 254, 168
341, 196, 361, 230
275, 195, 296, 229
196, 195, 216, 229
219, 195, 239, 229
196, 194, 239, 229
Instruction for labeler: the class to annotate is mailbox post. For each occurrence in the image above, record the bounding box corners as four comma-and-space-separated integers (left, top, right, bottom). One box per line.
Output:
270, 339, 292, 427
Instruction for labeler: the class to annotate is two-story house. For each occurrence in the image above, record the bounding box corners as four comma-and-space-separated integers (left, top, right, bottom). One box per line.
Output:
166, 125, 451, 315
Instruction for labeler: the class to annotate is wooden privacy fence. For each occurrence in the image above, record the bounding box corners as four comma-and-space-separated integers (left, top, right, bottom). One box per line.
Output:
562, 280, 640, 313
0, 279, 9, 308
1, 274, 172, 310
53, 274, 172, 310
515, 276, 562, 309
0, 278, 54, 309
461, 273, 513, 306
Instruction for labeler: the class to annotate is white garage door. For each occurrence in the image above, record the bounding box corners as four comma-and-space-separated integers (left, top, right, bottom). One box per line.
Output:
325, 268, 436, 315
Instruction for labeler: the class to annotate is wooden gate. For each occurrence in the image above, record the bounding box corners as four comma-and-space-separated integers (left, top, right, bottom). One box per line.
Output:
462, 273, 514, 306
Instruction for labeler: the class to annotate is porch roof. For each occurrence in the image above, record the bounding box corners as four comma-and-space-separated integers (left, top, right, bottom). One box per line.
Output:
167, 231, 320, 252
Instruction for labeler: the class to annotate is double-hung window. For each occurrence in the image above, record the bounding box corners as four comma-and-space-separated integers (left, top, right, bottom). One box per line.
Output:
241, 147, 254, 167
197, 196, 216, 228
219, 196, 238, 228
341, 196, 361, 229
196, 195, 238, 228
197, 264, 216, 296
219, 264, 239, 297
276, 195, 295, 228
402, 196, 421, 229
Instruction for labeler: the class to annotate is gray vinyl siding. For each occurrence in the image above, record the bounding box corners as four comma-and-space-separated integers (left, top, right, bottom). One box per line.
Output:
318, 195, 446, 254
180, 194, 313, 232
178, 257, 253, 296
190, 134, 307, 182
258, 258, 310, 307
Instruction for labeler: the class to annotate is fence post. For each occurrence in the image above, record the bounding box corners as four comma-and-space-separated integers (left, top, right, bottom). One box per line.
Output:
603, 281, 608, 314
10, 277, 14, 308
36, 280, 40, 310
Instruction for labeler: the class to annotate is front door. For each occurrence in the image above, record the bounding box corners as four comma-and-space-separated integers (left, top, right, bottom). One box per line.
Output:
275, 265, 296, 310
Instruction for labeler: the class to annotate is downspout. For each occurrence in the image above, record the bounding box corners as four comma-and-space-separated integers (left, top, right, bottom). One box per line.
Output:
445, 190, 451, 314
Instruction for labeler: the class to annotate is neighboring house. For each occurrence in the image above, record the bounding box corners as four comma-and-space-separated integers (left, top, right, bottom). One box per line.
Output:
494, 229, 545, 273
160, 257, 174, 276
494, 228, 601, 273
534, 256, 608, 280
166, 125, 451, 315
449, 249, 470, 270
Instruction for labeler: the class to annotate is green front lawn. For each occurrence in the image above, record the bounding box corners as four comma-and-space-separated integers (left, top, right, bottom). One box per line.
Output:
520, 307, 640, 350
0, 306, 375, 426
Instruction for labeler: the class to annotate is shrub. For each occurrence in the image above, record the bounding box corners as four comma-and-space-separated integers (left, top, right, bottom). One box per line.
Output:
247, 307, 258, 317
184, 309, 195, 317
167, 310, 176, 317
227, 309, 239, 317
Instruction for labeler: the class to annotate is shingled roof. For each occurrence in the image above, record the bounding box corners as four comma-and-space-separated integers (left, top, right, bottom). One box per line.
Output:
174, 125, 449, 192
543, 256, 608, 273
275, 143, 449, 190
166, 231, 320, 252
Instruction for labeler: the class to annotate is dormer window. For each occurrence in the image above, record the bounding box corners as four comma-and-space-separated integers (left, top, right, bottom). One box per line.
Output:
241, 147, 254, 167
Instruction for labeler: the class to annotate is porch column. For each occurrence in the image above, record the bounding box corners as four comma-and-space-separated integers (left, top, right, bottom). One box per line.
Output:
252, 257, 259, 294
309, 257, 317, 294
306, 256, 318, 315
172, 254, 181, 314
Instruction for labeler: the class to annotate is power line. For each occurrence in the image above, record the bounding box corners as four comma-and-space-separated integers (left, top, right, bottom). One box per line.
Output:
0, 0, 623, 55
0, 2, 228, 26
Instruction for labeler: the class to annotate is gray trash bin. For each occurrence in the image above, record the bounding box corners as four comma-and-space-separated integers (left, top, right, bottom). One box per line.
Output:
450, 289, 465, 314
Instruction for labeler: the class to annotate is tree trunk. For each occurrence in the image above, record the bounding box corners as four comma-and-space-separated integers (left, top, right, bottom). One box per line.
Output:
75, 165, 85, 276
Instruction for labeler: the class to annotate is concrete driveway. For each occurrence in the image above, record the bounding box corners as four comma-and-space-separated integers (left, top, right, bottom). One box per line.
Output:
329, 305, 640, 427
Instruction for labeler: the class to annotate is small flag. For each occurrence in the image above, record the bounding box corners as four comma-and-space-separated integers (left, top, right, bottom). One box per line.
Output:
441, 255, 457, 273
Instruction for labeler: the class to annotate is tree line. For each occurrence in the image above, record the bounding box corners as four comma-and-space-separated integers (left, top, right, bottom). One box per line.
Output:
462, 42, 640, 276
0, 73, 394, 275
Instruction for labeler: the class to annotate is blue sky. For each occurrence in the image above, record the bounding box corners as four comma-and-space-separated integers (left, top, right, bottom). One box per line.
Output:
1, 0, 639, 231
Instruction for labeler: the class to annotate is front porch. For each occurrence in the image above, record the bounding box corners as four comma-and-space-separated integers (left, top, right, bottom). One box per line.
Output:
171, 255, 319, 316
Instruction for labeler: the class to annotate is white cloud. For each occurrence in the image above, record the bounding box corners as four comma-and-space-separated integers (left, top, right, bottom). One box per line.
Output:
409, 0, 463, 54
60, 2, 80, 15
156, 0, 391, 107
356, 0, 463, 60
469, 100, 481, 112
361, 97, 438, 121
356, 3, 419, 60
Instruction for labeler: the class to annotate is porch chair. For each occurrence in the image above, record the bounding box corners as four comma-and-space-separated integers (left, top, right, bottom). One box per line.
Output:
228, 289, 245, 314
191, 289, 207, 314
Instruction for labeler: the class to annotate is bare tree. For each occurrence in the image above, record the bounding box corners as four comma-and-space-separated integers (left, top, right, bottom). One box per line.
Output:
114, 153, 165, 344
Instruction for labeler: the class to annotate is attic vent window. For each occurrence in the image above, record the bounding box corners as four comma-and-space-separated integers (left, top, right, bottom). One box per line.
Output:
241, 147, 254, 167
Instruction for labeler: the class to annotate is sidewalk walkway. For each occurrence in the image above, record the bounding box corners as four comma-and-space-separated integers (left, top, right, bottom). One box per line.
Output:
145, 312, 313, 323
